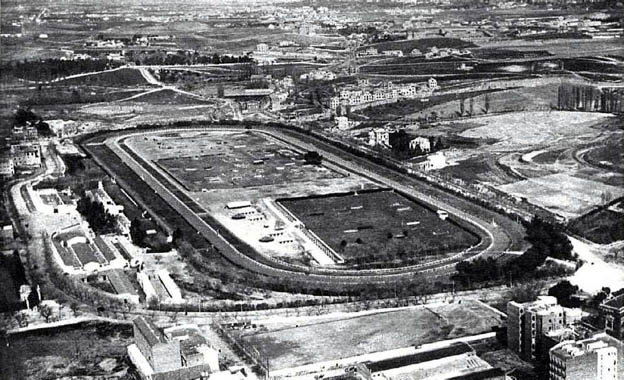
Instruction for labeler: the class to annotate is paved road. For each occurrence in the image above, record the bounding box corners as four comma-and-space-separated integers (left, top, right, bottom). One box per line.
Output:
85, 126, 517, 286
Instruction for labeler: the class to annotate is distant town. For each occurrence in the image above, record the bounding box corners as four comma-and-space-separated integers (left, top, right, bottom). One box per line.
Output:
0, 0, 623, 380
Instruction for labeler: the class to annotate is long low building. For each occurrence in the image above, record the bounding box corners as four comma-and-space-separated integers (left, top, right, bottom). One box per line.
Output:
354, 343, 505, 380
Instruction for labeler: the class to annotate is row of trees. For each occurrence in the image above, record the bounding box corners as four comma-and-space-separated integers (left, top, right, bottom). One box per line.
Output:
76, 197, 117, 235
129, 51, 253, 66
2, 58, 121, 82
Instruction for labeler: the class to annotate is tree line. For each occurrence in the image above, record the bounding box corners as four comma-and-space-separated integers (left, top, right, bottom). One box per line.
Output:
453, 218, 575, 287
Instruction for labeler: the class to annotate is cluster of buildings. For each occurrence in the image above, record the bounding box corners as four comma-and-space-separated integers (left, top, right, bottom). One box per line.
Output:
507, 295, 624, 380
252, 43, 334, 66
330, 78, 439, 115
128, 316, 248, 380
1, 118, 84, 179
299, 70, 337, 82
1, 124, 42, 178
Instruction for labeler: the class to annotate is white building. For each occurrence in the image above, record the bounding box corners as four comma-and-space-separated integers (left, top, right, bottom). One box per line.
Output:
335, 116, 354, 130
47, 119, 79, 138
329, 96, 340, 110
383, 50, 403, 57
256, 43, 269, 53
0, 156, 15, 178
428, 77, 439, 90
11, 144, 41, 168
409, 137, 431, 153
368, 128, 390, 147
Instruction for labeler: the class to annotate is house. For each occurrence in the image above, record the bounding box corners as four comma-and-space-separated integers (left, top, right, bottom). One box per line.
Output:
10, 144, 41, 168
0, 224, 13, 242
361, 47, 378, 56
383, 50, 403, 57
12, 124, 38, 142
127, 317, 218, 380
47, 119, 79, 138
335, 116, 355, 130
357, 78, 370, 87
409, 137, 431, 153
329, 96, 340, 110
0, 156, 15, 178
368, 128, 390, 147
428, 77, 439, 90
256, 43, 269, 54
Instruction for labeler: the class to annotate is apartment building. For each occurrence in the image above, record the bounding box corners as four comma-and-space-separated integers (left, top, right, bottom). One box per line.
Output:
549, 333, 624, 380
508, 296, 574, 361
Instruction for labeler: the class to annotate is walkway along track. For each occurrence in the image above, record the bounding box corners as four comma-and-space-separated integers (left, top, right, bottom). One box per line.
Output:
81, 126, 518, 286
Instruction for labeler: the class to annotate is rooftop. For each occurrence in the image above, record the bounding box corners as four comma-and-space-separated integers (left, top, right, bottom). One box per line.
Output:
94, 236, 117, 262
551, 333, 622, 359
446, 368, 506, 380
603, 292, 624, 310
365, 342, 473, 373
134, 316, 167, 347
107, 269, 138, 296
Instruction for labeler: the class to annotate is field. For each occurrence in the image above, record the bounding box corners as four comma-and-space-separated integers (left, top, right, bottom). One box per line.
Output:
153, 131, 343, 191
569, 202, 624, 244
0, 321, 133, 380
237, 301, 502, 370
458, 111, 611, 148
497, 173, 624, 220
279, 190, 479, 265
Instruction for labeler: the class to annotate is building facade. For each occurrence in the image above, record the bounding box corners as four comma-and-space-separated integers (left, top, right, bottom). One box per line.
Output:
508, 296, 567, 361
549, 333, 624, 380
600, 292, 624, 341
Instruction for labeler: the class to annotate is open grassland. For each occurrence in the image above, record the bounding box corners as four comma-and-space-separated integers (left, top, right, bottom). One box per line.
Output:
497, 173, 624, 220
280, 190, 479, 264
238, 301, 502, 370
458, 111, 612, 150
0, 321, 133, 380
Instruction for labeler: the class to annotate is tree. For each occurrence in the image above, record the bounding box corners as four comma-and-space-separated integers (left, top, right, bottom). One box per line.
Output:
39, 304, 53, 323
303, 151, 323, 165
548, 280, 580, 307
484, 93, 490, 114
70, 302, 80, 316
172, 228, 184, 245
459, 97, 465, 116
507, 281, 544, 303
15, 311, 28, 327
130, 218, 147, 246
